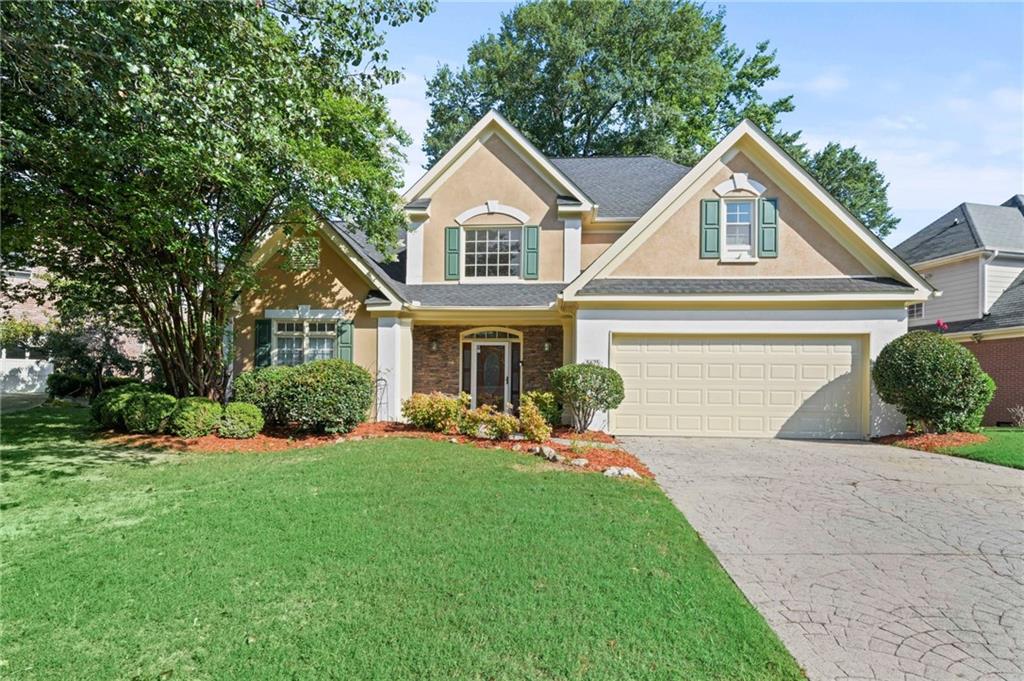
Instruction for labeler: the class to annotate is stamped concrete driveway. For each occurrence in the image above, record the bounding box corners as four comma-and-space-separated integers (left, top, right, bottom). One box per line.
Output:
622, 437, 1024, 681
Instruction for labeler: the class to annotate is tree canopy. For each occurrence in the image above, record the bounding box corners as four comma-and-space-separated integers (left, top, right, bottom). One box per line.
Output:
423, 0, 898, 235
2, 0, 432, 397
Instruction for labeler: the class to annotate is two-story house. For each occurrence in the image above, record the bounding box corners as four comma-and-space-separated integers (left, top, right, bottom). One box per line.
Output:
235, 112, 932, 439
894, 196, 1024, 425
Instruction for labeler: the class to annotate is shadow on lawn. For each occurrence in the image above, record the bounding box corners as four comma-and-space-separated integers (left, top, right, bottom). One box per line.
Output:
1, 406, 172, 483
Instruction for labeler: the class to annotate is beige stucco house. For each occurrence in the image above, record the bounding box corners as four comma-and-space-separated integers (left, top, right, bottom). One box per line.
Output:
235, 111, 933, 439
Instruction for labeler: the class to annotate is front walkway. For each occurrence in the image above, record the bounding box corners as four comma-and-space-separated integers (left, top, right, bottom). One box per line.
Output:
622, 437, 1024, 681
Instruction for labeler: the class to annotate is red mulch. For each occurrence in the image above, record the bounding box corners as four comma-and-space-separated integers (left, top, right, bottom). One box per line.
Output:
550, 426, 617, 443
98, 421, 653, 478
873, 431, 988, 453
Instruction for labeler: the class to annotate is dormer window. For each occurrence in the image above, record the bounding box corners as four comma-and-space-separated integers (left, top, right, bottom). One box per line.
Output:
724, 200, 755, 259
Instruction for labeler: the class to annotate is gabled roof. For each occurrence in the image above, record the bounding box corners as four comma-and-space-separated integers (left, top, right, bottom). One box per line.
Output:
563, 119, 933, 301
550, 156, 690, 219
894, 196, 1024, 264
403, 110, 593, 211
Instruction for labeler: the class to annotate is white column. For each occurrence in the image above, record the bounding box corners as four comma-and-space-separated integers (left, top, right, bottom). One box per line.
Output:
405, 221, 425, 285
376, 316, 413, 421
562, 217, 582, 281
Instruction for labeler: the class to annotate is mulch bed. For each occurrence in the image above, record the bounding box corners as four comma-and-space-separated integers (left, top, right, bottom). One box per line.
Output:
551, 426, 617, 443
873, 431, 988, 452
99, 422, 653, 478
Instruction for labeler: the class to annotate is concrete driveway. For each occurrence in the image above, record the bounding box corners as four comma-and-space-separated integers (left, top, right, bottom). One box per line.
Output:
621, 437, 1024, 681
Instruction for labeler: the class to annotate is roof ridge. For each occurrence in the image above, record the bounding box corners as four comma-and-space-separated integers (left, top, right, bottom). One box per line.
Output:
960, 204, 988, 250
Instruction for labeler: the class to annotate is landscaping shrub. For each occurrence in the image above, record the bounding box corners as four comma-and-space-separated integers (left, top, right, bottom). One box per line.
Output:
402, 392, 465, 432
456, 404, 519, 439
122, 392, 178, 434
231, 367, 291, 424
523, 389, 560, 426
91, 383, 151, 430
277, 359, 373, 433
169, 397, 223, 438
219, 402, 265, 439
519, 394, 552, 442
873, 330, 996, 433
550, 363, 625, 433
46, 372, 90, 399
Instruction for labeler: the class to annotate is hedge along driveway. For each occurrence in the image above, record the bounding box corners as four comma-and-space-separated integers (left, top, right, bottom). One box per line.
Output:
2, 407, 804, 680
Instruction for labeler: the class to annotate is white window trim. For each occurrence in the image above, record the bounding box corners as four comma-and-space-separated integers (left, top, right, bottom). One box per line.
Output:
270, 319, 337, 366
453, 200, 529, 226
461, 225, 525, 282
907, 302, 924, 320
265, 306, 343, 320
721, 198, 758, 263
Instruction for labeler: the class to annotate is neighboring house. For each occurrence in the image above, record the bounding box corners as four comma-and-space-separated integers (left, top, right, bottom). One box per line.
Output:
236, 111, 932, 439
894, 196, 1024, 425
1, 268, 54, 393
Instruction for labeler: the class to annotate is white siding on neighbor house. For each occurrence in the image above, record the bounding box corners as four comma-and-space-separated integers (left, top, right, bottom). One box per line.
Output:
917, 257, 982, 326
985, 256, 1024, 312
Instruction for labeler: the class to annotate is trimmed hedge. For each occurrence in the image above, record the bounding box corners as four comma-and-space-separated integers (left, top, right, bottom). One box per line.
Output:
220, 402, 264, 439
91, 383, 152, 430
550, 363, 624, 433
231, 366, 291, 424
873, 330, 995, 433
277, 359, 373, 433
169, 397, 223, 438
46, 372, 90, 399
401, 392, 466, 432
122, 392, 178, 434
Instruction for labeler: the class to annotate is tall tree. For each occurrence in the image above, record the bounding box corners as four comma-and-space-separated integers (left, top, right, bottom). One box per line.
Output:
423, 0, 898, 235
1, 0, 432, 398
423, 0, 797, 166
801, 143, 900, 238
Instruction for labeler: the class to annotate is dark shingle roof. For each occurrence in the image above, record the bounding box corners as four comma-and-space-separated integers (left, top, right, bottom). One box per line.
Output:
402, 283, 563, 308
550, 156, 690, 219
919, 270, 1024, 334
579, 277, 915, 296
894, 196, 1024, 263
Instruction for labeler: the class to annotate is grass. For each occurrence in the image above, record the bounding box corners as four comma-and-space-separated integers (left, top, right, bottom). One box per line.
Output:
1, 407, 803, 681
935, 427, 1024, 469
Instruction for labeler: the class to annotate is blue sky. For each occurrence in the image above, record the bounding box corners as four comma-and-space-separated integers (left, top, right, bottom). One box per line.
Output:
382, 2, 1023, 245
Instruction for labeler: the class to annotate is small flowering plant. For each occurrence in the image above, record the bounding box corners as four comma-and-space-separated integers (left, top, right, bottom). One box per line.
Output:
935, 319, 949, 333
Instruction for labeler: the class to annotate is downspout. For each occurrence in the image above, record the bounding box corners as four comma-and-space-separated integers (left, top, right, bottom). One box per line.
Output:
981, 250, 999, 314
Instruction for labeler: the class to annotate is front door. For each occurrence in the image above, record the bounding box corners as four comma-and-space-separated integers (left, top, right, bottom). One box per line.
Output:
473, 343, 508, 410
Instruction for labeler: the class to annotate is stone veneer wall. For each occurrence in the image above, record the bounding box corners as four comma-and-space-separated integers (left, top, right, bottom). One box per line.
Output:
412, 325, 564, 397
962, 337, 1024, 426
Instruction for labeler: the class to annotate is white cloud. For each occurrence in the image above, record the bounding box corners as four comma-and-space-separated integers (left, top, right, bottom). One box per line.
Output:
804, 70, 849, 96
384, 70, 431, 191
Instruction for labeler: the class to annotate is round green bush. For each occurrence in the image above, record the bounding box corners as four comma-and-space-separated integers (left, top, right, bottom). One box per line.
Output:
220, 402, 265, 439
278, 359, 373, 433
91, 383, 151, 430
168, 397, 223, 438
550, 363, 625, 433
122, 392, 178, 434
873, 330, 995, 433
231, 366, 291, 424
46, 372, 90, 399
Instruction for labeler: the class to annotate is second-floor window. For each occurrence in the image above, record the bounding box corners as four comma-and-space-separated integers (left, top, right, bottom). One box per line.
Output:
464, 227, 522, 279
724, 200, 755, 258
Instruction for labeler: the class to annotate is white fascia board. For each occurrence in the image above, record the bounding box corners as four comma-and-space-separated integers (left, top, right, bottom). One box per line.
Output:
911, 249, 987, 270
564, 119, 933, 298
402, 110, 592, 210
571, 291, 930, 304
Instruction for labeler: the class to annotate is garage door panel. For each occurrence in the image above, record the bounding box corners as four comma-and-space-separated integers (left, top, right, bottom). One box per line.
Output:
610, 335, 864, 439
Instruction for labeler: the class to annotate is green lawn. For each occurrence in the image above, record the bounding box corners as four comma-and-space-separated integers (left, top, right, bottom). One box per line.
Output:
935, 427, 1024, 469
1, 407, 802, 680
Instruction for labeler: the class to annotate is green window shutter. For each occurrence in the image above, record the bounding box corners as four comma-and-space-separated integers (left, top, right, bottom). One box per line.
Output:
758, 198, 779, 258
699, 200, 720, 258
255, 319, 272, 368
337, 320, 354, 362
523, 225, 540, 279
444, 226, 460, 280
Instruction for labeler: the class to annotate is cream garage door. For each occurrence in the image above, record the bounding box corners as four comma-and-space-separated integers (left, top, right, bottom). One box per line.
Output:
610, 335, 866, 439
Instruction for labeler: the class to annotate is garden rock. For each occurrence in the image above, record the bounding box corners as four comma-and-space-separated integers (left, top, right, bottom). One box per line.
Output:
570, 458, 588, 467
603, 466, 640, 479
539, 446, 564, 463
